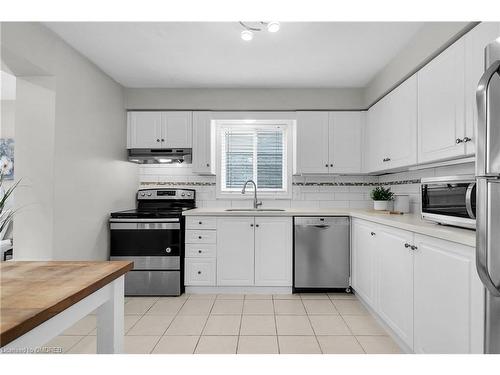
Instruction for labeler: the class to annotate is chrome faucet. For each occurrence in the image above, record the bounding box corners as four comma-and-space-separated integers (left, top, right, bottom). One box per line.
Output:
242, 179, 262, 209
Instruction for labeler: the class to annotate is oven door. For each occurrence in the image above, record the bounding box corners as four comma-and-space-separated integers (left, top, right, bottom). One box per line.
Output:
110, 219, 181, 257
421, 177, 476, 229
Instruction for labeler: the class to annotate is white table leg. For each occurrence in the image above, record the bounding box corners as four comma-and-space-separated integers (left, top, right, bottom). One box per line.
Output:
96, 275, 124, 354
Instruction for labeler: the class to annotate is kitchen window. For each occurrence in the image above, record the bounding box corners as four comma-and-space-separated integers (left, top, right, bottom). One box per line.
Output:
215, 120, 293, 199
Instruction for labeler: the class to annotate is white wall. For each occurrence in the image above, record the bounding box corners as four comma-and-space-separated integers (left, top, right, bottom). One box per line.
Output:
1, 22, 138, 260
125, 88, 365, 110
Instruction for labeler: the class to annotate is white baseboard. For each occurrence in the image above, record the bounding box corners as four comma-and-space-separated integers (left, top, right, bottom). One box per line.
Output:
185, 286, 292, 294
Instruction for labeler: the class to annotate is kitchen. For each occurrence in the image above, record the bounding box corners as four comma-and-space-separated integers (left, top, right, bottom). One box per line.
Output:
1, 3, 500, 371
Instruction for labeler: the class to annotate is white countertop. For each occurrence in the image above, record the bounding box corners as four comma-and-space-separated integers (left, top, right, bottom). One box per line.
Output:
183, 208, 476, 247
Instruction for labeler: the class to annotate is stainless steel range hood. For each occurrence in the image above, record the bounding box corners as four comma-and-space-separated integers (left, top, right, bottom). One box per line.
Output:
127, 148, 192, 164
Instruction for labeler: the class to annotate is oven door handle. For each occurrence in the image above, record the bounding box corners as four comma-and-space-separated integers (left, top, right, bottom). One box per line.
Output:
465, 182, 476, 219
109, 218, 180, 223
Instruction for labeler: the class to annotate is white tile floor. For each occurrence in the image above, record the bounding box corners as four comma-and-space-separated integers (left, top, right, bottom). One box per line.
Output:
42, 293, 401, 354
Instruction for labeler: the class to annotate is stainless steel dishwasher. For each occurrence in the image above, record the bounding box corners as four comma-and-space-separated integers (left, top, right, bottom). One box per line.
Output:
294, 216, 350, 292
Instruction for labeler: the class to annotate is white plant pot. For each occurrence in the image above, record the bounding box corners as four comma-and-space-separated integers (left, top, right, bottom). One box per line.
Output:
373, 200, 390, 211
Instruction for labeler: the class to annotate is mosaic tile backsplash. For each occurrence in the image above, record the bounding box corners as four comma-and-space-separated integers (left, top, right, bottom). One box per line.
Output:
139, 162, 475, 214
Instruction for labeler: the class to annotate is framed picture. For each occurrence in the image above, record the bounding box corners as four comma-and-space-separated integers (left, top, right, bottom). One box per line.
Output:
0, 138, 14, 180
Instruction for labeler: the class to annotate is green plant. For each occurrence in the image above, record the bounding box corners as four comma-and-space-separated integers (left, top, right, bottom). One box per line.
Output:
370, 186, 394, 201
0, 171, 19, 237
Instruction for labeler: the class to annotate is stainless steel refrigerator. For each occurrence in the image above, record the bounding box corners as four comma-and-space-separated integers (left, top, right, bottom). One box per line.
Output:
476, 38, 500, 353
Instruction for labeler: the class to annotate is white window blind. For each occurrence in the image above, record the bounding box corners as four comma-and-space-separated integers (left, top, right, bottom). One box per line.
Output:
220, 125, 286, 192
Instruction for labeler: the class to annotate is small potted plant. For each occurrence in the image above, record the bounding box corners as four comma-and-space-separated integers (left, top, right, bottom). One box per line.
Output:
370, 186, 394, 211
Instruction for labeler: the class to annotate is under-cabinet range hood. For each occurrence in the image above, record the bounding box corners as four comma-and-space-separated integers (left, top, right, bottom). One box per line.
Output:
127, 148, 192, 164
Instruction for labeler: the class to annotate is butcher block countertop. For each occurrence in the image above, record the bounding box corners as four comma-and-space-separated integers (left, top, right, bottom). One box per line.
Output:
0, 261, 133, 347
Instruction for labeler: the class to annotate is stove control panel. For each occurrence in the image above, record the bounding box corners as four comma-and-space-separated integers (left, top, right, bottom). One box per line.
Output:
137, 188, 195, 200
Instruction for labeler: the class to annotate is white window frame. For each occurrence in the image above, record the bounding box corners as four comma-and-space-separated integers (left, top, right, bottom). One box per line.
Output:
215, 119, 294, 200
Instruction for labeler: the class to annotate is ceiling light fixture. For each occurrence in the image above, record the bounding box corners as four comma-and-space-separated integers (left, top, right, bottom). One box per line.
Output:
239, 21, 280, 41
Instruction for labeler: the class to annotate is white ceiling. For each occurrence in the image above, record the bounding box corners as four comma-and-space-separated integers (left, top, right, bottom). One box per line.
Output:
45, 22, 424, 89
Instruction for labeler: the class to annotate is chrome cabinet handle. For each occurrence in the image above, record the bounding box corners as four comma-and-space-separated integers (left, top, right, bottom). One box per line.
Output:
206, 163, 210, 167
330, 164, 333, 167
198, 221, 202, 224
198, 250, 202, 254
250, 224, 254, 227
161, 138, 165, 142
156, 139, 160, 142
325, 164, 329, 167
255, 224, 259, 228
198, 236, 202, 239
456, 138, 464, 144
410, 245, 418, 251
463, 136, 472, 143
404, 243, 411, 248
197, 271, 201, 275
370, 232, 376, 236
383, 157, 391, 162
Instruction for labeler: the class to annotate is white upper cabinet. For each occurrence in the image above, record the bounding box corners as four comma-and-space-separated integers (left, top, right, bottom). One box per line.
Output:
127, 111, 192, 149
464, 22, 500, 156
365, 74, 418, 173
385, 75, 418, 169
413, 234, 484, 354
216, 217, 255, 286
418, 38, 466, 163
296, 111, 330, 174
254, 217, 292, 286
192, 111, 214, 174
328, 112, 363, 174
162, 111, 192, 148
127, 111, 162, 149
296, 111, 363, 174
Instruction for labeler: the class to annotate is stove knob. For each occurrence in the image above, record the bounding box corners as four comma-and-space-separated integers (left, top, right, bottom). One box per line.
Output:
187, 193, 192, 197
140, 192, 145, 197
181, 193, 185, 197
147, 192, 152, 197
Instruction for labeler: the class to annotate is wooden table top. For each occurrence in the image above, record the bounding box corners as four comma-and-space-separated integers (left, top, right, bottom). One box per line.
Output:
0, 261, 133, 347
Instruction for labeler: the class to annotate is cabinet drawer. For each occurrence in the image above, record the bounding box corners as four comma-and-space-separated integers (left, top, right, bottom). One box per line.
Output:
185, 258, 216, 286
186, 216, 217, 230
185, 243, 216, 258
185, 230, 217, 244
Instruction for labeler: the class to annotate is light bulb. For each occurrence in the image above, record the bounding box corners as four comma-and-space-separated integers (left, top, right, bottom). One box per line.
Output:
267, 21, 280, 33
241, 30, 253, 41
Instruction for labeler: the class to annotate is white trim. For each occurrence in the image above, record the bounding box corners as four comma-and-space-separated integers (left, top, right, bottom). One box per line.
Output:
1, 276, 125, 354
214, 119, 294, 200
186, 286, 292, 294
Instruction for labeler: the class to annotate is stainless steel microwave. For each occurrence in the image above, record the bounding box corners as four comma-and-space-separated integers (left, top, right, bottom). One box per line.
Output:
421, 176, 476, 230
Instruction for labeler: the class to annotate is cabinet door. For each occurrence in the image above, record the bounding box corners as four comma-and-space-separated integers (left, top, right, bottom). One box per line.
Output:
351, 219, 377, 306
296, 111, 329, 174
386, 74, 418, 169
418, 39, 466, 163
185, 258, 216, 286
254, 217, 292, 286
329, 112, 363, 173
162, 111, 192, 148
192, 111, 214, 174
365, 101, 386, 172
376, 226, 414, 349
464, 22, 500, 156
127, 111, 162, 149
216, 217, 255, 286
413, 234, 484, 353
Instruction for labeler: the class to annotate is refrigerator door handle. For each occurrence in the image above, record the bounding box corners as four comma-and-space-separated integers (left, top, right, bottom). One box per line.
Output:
476, 178, 500, 297
476, 60, 500, 176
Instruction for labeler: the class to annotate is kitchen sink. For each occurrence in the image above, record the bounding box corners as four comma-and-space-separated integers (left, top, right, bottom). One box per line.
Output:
225, 208, 286, 212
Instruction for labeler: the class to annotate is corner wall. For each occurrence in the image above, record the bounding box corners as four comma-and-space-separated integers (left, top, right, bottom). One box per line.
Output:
1, 22, 138, 260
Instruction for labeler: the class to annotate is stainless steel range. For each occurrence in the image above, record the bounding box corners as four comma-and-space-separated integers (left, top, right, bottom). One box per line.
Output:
109, 188, 195, 296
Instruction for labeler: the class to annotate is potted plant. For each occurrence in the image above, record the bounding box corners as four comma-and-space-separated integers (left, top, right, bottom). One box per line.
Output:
370, 186, 394, 211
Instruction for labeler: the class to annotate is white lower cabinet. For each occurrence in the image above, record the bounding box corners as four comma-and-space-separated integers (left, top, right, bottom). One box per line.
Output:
351, 219, 377, 306
216, 217, 255, 286
254, 217, 292, 286
413, 234, 484, 354
185, 258, 216, 286
351, 218, 484, 353
376, 225, 414, 349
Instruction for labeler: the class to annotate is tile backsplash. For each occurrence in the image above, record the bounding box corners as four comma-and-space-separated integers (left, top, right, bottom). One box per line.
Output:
139, 162, 475, 214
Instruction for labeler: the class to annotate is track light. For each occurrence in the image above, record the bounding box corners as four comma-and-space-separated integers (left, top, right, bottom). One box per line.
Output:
267, 21, 280, 33
241, 30, 254, 41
